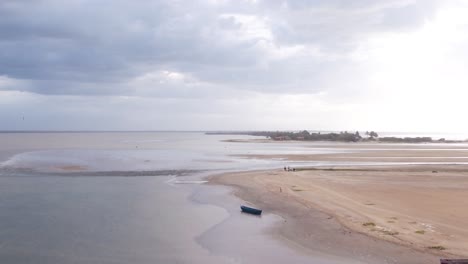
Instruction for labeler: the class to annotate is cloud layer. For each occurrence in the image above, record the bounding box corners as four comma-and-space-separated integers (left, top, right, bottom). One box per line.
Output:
1, 0, 468, 131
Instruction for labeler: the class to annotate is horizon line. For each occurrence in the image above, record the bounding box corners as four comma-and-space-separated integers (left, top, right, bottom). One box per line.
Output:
0, 130, 464, 134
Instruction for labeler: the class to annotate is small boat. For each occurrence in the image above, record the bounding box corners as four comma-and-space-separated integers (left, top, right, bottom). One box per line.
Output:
240, 205, 262, 215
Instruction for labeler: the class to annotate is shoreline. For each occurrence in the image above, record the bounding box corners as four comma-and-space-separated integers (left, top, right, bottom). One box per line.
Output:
3, 132, 468, 263
221, 137, 468, 144
208, 164, 468, 263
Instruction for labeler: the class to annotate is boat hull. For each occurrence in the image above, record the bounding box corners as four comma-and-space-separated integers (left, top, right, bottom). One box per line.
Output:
240, 205, 262, 215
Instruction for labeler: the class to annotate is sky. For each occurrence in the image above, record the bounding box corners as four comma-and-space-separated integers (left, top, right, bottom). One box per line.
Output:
1, 0, 468, 132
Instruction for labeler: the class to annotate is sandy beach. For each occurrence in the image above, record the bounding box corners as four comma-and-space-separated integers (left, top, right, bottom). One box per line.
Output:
210, 143, 468, 263
2, 132, 468, 263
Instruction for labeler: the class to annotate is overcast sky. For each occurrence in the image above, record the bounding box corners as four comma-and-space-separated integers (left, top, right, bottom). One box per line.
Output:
1, 0, 467, 132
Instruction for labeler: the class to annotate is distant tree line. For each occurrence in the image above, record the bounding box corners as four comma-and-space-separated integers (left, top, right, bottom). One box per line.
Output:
378, 137, 432, 143
245, 131, 436, 143
250, 130, 376, 142
206, 131, 465, 143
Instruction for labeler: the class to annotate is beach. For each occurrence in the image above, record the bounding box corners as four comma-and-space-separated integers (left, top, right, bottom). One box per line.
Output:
211, 143, 468, 263
0, 132, 364, 264
2, 132, 468, 263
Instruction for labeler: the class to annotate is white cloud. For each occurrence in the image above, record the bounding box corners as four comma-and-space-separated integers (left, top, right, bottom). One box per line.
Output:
133, 70, 194, 85
218, 14, 273, 42
1, 0, 468, 132
0, 75, 28, 91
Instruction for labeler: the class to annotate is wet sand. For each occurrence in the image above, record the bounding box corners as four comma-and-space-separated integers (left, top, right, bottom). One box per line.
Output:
234, 145, 468, 163
2, 133, 467, 263
210, 145, 468, 263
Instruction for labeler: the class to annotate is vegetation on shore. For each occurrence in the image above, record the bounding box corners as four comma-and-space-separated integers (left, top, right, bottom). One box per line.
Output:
207, 130, 465, 143
427, 245, 446, 251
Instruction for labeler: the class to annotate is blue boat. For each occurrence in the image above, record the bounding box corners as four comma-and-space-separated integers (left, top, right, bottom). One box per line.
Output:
240, 205, 262, 215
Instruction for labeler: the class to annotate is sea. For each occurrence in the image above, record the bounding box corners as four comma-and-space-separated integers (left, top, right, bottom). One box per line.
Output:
0, 131, 467, 264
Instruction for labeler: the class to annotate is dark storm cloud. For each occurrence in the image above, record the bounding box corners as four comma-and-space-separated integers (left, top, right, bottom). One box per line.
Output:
0, 0, 440, 96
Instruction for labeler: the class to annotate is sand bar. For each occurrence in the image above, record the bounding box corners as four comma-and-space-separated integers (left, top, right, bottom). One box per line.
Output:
211, 143, 468, 263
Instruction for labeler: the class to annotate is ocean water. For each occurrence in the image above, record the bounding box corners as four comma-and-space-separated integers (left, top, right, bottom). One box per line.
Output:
1, 132, 467, 263
0, 132, 349, 174
0, 132, 352, 264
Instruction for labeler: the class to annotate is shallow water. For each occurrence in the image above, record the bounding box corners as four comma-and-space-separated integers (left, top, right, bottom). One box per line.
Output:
0, 175, 232, 264
0, 132, 352, 264
0, 132, 465, 263
0, 132, 349, 174
192, 182, 353, 264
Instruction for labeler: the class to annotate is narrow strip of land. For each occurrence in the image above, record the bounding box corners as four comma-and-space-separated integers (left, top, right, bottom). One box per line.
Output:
211, 144, 468, 262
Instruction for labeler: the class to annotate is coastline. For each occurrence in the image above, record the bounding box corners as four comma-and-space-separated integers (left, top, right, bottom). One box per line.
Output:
2, 132, 468, 263
190, 176, 355, 264
208, 164, 468, 263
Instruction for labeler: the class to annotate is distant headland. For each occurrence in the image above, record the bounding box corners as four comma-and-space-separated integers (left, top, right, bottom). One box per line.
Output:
206, 131, 467, 143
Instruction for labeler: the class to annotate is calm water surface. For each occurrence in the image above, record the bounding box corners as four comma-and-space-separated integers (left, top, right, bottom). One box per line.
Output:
1, 132, 466, 263
0, 132, 352, 264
